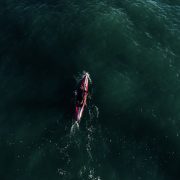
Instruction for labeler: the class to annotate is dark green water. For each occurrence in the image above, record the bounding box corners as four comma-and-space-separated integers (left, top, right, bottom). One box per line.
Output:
0, 0, 180, 179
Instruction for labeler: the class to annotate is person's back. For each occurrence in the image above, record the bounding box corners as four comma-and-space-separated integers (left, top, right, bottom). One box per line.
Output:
74, 71, 92, 106
76, 85, 84, 106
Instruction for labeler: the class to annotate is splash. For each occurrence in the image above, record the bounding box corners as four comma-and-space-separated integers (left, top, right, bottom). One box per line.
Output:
70, 121, 79, 136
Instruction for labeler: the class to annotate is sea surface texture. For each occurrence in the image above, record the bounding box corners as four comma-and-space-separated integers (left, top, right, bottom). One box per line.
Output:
0, 0, 180, 180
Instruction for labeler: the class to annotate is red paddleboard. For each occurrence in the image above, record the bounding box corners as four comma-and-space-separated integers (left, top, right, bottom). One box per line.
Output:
74, 72, 90, 123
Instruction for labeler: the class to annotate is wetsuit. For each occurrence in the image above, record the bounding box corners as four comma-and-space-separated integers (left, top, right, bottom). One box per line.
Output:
76, 87, 84, 106
75, 77, 91, 107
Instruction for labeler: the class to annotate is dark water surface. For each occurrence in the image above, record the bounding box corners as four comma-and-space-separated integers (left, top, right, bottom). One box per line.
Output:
0, 0, 180, 179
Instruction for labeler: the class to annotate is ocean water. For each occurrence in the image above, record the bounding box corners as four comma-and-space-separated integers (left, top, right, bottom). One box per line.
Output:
0, 0, 180, 179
